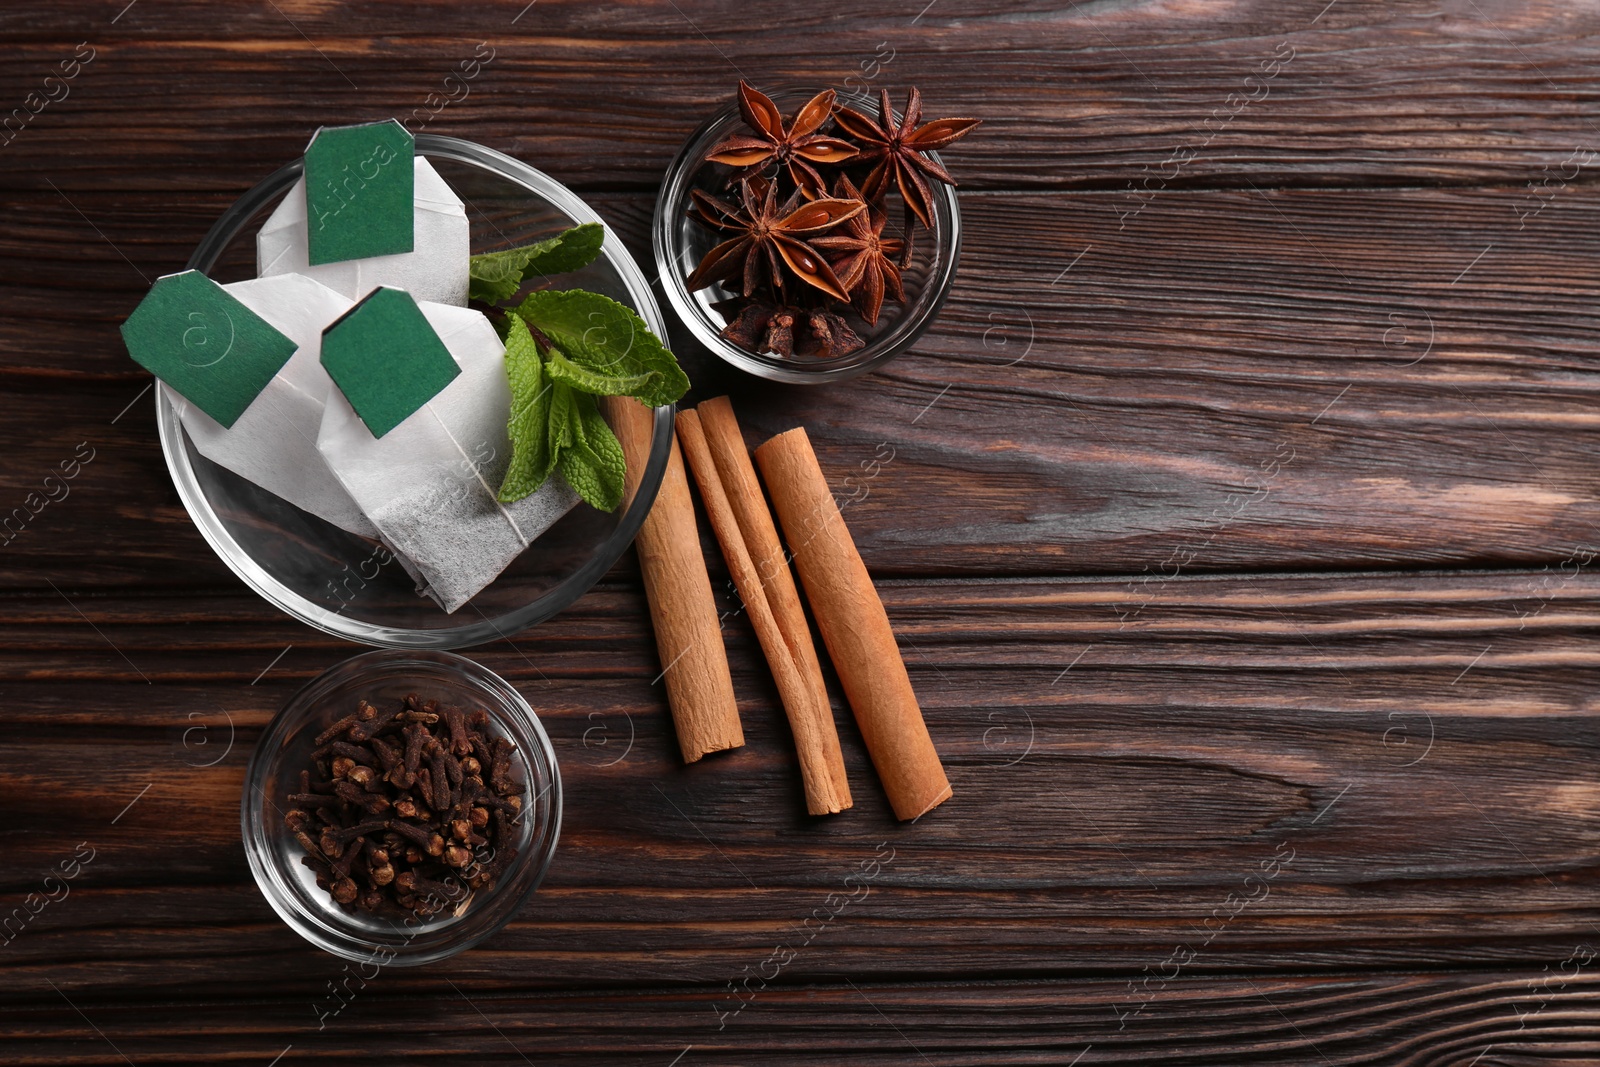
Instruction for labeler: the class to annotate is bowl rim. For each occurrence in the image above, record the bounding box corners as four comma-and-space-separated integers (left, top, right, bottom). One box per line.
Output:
240, 648, 563, 965
159, 134, 673, 650
652, 85, 963, 385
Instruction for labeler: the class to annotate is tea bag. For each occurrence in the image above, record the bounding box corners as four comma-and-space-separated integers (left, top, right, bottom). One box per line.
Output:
316, 301, 579, 613
257, 155, 470, 307
174, 274, 377, 538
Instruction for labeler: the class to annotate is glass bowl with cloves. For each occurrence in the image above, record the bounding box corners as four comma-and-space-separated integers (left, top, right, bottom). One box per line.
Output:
242, 650, 560, 965
654, 83, 976, 384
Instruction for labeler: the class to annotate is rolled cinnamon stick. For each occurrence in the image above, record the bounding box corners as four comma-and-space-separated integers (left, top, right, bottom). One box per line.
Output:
677, 408, 851, 814
605, 396, 743, 762
697, 397, 851, 806
754, 427, 950, 820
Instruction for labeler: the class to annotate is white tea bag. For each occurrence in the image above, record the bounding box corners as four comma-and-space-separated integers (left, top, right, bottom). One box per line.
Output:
257, 156, 470, 307
316, 302, 579, 613
175, 274, 377, 538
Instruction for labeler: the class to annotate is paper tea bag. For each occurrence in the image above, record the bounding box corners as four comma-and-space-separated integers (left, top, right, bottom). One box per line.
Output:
174, 274, 377, 538
125, 270, 298, 429
316, 302, 579, 613
302, 120, 415, 266
257, 156, 470, 307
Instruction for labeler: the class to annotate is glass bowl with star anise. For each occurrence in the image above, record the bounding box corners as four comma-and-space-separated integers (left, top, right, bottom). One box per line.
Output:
654, 83, 975, 384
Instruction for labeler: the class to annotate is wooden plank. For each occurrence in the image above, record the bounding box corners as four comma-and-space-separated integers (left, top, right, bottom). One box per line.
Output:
2, 571, 1599, 1003
8, 1, 1600, 1058
1, 1, 1599, 193
5, 183, 1598, 584
6, 969, 1600, 1064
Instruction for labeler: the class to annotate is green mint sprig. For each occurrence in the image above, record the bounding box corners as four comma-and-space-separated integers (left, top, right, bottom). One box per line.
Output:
468, 222, 605, 304
514, 289, 689, 408
472, 225, 688, 512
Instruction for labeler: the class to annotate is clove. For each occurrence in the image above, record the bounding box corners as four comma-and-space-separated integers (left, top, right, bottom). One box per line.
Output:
284, 695, 527, 918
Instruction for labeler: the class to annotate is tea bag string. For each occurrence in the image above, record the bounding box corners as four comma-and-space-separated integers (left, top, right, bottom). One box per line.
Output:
422, 401, 532, 547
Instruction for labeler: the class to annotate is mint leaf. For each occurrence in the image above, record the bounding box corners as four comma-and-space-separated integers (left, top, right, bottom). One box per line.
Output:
547, 379, 578, 454
519, 222, 605, 276
497, 317, 557, 503
503, 315, 542, 401
545, 347, 660, 398
492, 269, 685, 511
468, 223, 606, 304
514, 289, 689, 408
470, 251, 526, 306
557, 391, 626, 512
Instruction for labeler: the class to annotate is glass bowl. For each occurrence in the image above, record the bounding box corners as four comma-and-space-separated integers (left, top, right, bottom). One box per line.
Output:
159, 135, 674, 649
241, 649, 561, 966
653, 86, 962, 384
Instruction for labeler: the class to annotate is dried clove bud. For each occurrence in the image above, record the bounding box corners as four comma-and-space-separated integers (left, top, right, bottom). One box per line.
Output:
348, 701, 401, 742
370, 735, 401, 775
442, 704, 473, 757
314, 714, 360, 746
394, 796, 428, 821
318, 819, 387, 860
285, 694, 527, 918
334, 780, 391, 816
326, 741, 378, 765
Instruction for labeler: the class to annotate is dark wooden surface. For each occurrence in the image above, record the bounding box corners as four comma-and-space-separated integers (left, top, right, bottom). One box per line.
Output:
5, 1, 1600, 1063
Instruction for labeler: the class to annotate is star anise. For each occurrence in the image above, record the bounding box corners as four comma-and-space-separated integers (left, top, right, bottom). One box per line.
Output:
719, 300, 800, 356
796, 308, 865, 360
832, 87, 981, 229
811, 175, 906, 326
718, 300, 864, 360
685, 175, 865, 301
705, 82, 859, 197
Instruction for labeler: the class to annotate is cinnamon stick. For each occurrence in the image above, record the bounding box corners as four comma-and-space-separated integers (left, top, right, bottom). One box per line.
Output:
754, 427, 950, 821
605, 396, 743, 762
698, 398, 851, 807
677, 408, 851, 814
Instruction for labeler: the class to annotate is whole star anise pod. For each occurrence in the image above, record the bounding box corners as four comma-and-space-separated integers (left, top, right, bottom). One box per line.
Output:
832, 87, 981, 229
685, 175, 865, 301
705, 82, 859, 197
811, 175, 906, 325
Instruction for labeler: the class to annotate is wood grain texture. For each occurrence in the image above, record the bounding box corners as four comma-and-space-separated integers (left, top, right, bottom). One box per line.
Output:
3, 571, 1600, 1011
5, 185, 1600, 588
8, 969, 1600, 1065
5, 0, 1600, 1061
2, 1, 1599, 192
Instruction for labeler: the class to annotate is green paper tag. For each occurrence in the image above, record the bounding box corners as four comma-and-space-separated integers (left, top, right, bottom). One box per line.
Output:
304, 120, 415, 266
120, 269, 298, 428
320, 287, 459, 438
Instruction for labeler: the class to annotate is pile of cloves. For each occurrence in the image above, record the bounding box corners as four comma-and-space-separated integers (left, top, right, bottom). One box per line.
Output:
284, 693, 526, 918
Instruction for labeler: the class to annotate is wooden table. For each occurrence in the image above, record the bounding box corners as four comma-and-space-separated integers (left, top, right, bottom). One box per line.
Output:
6, 1, 1600, 1062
